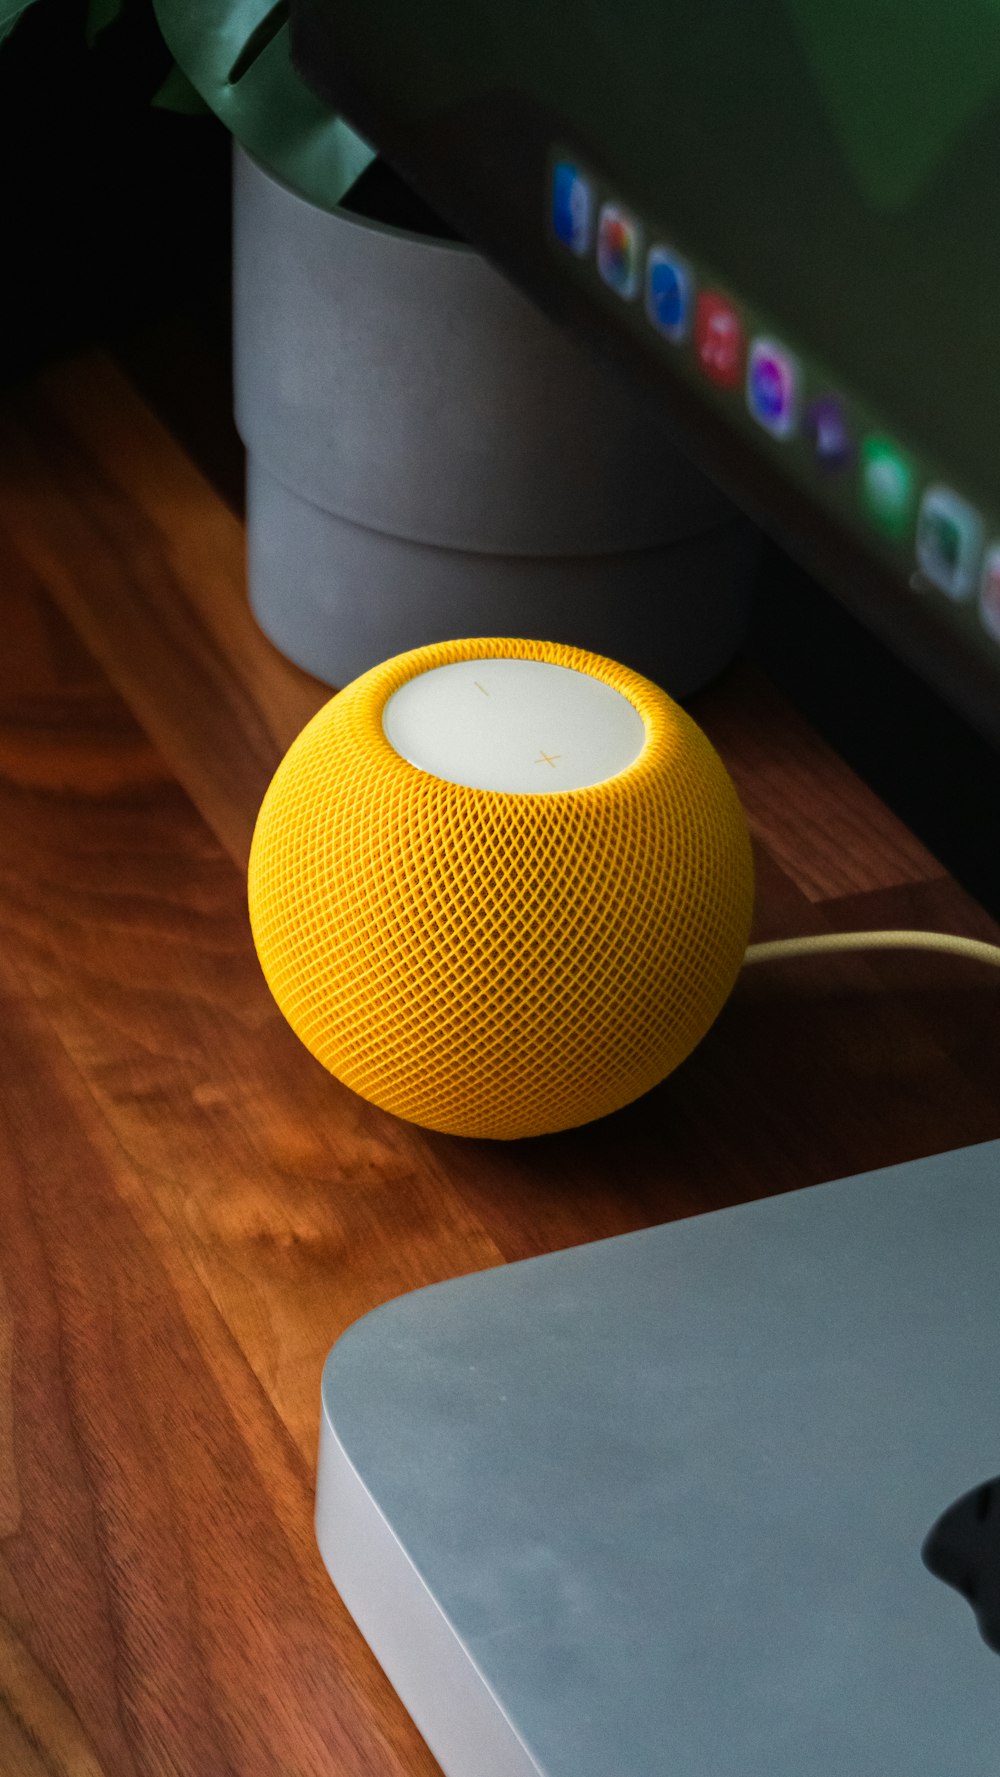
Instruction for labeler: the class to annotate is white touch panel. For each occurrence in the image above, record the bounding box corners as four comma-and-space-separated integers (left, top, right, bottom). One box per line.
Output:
382, 658, 646, 793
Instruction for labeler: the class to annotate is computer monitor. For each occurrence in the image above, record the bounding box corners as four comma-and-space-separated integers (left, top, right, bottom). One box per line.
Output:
290, 1, 1000, 751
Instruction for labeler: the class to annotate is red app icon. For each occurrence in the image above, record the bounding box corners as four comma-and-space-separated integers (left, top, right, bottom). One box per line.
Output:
695, 292, 745, 389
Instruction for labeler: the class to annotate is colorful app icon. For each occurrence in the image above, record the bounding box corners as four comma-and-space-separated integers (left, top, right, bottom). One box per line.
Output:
861, 436, 916, 539
597, 204, 641, 298
746, 338, 799, 439
694, 292, 745, 389
645, 246, 692, 342
915, 486, 983, 599
803, 395, 854, 472
551, 162, 593, 257
978, 545, 1000, 641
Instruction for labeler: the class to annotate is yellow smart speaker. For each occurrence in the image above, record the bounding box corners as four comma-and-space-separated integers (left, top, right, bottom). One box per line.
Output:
248, 637, 754, 1140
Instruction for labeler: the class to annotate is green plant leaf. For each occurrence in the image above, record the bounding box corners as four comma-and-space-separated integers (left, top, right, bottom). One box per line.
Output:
85, 0, 124, 47
0, 0, 38, 46
152, 59, 211, 113
152, 0, 376, 210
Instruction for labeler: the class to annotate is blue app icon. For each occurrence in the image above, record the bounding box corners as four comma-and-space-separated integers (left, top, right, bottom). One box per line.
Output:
551, 162, 593, 256
646, 246, 692, 342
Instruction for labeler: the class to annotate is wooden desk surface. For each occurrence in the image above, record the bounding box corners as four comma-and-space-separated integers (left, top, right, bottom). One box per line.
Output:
0, 354, 997, 1776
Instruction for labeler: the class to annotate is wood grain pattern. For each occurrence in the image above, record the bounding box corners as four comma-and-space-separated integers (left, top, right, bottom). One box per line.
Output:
0, 977, 440, 1777
691, 666, 942, 899
0, 354, 998, 1775
0, 354, 325, 871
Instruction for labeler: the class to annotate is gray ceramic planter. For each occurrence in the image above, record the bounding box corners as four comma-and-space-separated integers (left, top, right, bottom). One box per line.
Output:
233, 146, 757, 694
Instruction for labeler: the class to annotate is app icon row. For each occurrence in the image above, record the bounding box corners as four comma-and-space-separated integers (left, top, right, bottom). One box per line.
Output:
555, 168, 815, 443
551, 158, 1000, 646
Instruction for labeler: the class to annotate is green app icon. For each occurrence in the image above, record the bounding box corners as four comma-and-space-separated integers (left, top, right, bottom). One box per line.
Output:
861, 436, 916, 539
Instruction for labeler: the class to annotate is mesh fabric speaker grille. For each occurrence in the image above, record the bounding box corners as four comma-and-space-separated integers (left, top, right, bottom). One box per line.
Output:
249, 637, 754, 1139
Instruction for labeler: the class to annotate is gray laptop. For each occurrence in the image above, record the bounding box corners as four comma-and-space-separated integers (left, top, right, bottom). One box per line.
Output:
316, 1140, 1000, 1776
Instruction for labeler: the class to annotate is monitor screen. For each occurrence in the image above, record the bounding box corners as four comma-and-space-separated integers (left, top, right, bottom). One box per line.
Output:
292, 0, 1000, 746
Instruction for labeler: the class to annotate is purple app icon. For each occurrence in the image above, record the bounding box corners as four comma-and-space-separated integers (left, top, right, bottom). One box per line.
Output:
746, 338, 799, 437
804, 395, 854, 472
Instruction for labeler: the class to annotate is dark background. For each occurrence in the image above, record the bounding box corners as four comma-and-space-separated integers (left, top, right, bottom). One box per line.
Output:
0, 0, 233, 458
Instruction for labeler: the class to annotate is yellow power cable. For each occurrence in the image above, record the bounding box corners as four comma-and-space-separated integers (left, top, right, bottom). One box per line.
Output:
744, 929, 1000, 970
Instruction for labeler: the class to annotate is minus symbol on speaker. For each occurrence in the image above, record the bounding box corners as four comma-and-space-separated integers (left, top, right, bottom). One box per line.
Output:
474, 681, 490, 696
